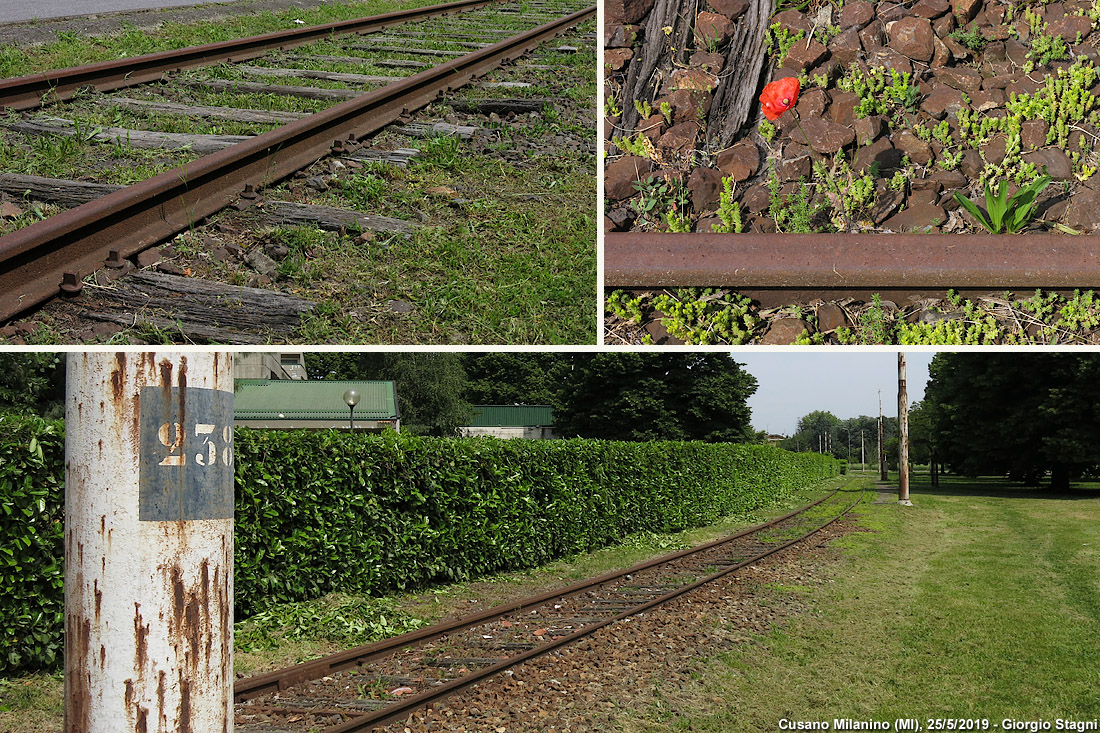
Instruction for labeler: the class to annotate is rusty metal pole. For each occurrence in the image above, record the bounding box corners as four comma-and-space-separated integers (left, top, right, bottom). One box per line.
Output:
65, 352, 235, 733
898, 353, 912, 506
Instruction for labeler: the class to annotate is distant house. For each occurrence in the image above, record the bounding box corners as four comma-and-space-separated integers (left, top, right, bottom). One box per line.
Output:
234, 379, 400, 432
460, 405, 555, 440
765, 434, 786, 445
233, 352, 308, 380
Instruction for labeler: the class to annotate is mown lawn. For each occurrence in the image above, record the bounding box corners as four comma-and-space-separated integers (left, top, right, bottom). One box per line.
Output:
619, 473, 1100, 731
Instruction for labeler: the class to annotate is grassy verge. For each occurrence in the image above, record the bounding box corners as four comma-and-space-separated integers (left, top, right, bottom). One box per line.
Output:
617, 473, 1100, 731
0, 0, 461, 76
0, 476, 844, 732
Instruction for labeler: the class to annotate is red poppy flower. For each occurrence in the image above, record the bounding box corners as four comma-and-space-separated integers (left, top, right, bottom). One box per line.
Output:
759, 77, 801, 121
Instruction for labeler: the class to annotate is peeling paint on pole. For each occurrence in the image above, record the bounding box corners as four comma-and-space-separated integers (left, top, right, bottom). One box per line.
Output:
65, 352, 234, 733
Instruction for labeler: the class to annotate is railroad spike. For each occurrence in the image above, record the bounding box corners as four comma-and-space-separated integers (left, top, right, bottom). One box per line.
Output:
104, 250, 126, 269
59, 271, 83, 297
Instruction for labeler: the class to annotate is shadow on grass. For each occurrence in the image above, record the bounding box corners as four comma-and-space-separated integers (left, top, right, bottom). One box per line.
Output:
890, 472, 1100, 501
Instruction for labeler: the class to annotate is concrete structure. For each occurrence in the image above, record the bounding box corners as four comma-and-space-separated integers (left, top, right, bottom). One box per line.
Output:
233, 352, 307, 380
233, 379, 399, 432
65, 352, 234, 733
460, 405, 555, 440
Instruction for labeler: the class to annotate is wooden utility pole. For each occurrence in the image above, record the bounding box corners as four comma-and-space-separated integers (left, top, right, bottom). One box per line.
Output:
898, 353, 912, 505
878, 391, 887, 481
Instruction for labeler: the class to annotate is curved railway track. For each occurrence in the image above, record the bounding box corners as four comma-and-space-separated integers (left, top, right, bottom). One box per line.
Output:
0, 0, 595, 343
232, 487, 862, 731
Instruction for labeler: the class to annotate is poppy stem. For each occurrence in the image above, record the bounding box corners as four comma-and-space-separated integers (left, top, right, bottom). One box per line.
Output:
791, 110, 813, 154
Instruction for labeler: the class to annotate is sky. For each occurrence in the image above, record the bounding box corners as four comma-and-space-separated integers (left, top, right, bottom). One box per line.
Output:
734, 351, 936, 436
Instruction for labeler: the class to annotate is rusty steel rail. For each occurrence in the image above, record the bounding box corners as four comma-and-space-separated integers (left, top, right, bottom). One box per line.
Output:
318, 489, 863, 732
233, 487, 856, 731
0, 0, 503, 111
604, 232, 1100, 307
0, 4, 594, 322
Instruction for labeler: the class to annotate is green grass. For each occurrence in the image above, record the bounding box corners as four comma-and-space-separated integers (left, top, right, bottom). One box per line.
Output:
618, 473, 1100, 731
0, 0, 465, 78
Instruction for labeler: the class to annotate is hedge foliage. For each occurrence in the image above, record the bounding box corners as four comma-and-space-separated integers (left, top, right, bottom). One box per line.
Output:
0, 422, 837, 673
0, 415, 65, 673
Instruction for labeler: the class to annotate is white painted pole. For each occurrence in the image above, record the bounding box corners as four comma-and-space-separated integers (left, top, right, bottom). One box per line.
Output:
898, 352, 912, 506
65, 352, 234, 733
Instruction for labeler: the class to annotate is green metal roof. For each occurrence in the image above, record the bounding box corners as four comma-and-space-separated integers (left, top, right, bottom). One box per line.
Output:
234, 380, 398, 421
470, 405, 553, 427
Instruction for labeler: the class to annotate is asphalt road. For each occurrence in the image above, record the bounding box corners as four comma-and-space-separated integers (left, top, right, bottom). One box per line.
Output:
0, 0, 237, 24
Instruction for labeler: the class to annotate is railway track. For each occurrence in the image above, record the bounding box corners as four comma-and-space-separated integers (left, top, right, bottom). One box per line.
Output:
0, 0, 595, 344
232, 487, 862, 731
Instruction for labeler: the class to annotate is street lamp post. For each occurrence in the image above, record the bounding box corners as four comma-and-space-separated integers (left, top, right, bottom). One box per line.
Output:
343, 388, 360, 431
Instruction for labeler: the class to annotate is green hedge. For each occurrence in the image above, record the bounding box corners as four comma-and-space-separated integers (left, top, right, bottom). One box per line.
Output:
1, 422, 837, 673
0, 415, 65, 673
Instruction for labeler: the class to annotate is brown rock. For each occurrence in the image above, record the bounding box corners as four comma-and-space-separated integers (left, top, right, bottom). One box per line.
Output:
816, 303, 849, 331
1021, 120, 1050, 150
690, 50, 725, 72
932, 36, 951, 68
669, 67, 718, 91
695, 11, 734, 46
934, 66, 983, 92
1061, 190, 1100, 231
798, 87, 829, 118
870, 48, 914, 76
606, 207, 635, 231
606, 0, 656, 25
606, 156, 651, 200
957, 149, 984, 179
1047, 15, 1093, 42
933, 12, 957, 38
860, 23, 885, 50
740, 182, 772, 213
716, 140, 760, 181
894, 129, 934, 166
855, 137, 903, 173
706, 0, 747, 20
943, 35, 970, 61
828, 90, 860, 126
969, 88, 1005, 112
137, 249, 162, 269
951, 0, 982, 23
760, 318, 812, 345
772, 9, 812, 34
784, 38, 829, 71
605, 48, 634, 71
838, 2, 875, 28
605, 24, 638, 48
912, 0, 950, 19
888, 16, 935, 62
657, 121, 699, 153
688, 167, 724, 213
883, 204, 947, 232
922, 84, 967, 119
853, 115, 887, 145
869, 189, 906, 224
931, 169, 968, 189
829, 27, 864, 65
636, 113, 665, 143
1003, 75, 1042, 98
656, 89, 712, 123
780, 155, 813, 182
799, 117, 856, 154
1023, 148, 1073, 180
983, 134, 1008, 164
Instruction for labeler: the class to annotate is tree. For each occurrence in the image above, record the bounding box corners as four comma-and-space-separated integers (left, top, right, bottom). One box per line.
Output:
0, 353, 65, 418
923, 353, 1100, 490
556, 353, 757, 443
461, 353, 572, 407
304, 353, 472, 436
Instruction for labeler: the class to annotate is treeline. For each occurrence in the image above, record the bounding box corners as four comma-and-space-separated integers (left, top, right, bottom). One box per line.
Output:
1, 352, 761, 444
